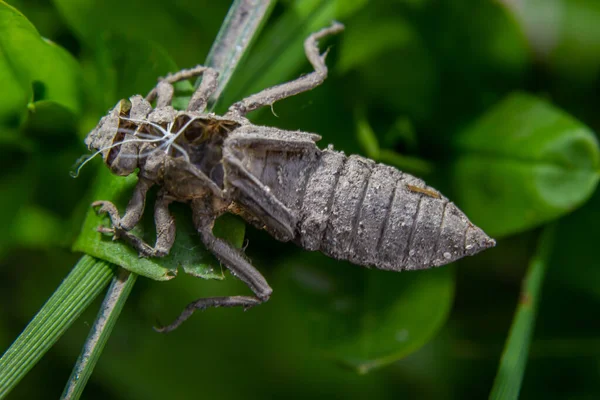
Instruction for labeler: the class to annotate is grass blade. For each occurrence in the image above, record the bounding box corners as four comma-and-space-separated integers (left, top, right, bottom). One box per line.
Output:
202, 0, 275, 108
489, 224, 557, 400
61, 268, 137, 400
0, 255, 115, 399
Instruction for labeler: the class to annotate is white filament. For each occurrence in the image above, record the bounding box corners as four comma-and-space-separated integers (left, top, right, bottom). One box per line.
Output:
72, 115, 204, 178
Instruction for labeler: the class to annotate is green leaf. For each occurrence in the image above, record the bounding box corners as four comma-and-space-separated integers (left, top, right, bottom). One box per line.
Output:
73, 167, 239, 281
0, 1, 81, 128
279, 252, 455, 374
489, 224, 556, 400
451, 92, 600, 237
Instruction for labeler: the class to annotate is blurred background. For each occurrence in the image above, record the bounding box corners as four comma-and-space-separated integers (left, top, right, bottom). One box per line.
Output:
1, 0, 600, 399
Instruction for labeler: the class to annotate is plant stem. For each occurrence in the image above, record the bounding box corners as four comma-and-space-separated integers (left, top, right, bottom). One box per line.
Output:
0, 256, 115, 399
202, 0, 275, 109
61, 268, 137, 400
489, 224, 556, 400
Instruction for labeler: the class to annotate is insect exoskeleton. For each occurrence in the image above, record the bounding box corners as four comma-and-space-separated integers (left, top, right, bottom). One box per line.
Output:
82, 22, 495, 332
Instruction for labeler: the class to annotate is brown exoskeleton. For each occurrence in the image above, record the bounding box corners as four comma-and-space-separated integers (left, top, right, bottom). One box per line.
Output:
83, 22, 495, 333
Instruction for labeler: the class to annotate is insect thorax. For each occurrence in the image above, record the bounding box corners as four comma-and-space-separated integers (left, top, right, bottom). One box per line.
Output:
165, 113, 240, 188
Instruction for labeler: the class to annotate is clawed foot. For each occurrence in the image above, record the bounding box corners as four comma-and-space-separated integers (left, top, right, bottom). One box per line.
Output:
92, 200, 166, 258
92, 200, 125, 238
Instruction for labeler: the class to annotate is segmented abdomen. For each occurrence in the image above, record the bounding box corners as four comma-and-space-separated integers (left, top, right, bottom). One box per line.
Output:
295, 149, 487, 271
235, 142, 493, 271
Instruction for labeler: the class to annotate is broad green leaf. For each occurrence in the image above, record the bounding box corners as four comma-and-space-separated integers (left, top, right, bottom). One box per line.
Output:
451, 92, 600, 237
278, 252, 454, 373
73, 167, 243, 281
0, 1, 81, 128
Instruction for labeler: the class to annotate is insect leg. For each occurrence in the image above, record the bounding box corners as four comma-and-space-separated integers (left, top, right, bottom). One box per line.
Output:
187, 67, 218, 112
154, 81, 175, 108
145, 65, 217, 108
94, 188, 176, 257
92, 177, 153, 232
225, 22, 344, 117
155, 212, 272, 333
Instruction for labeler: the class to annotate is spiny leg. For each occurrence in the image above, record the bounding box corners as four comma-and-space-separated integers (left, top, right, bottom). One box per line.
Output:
225, 22, 344, 118
155, 201, 273, 333
94, 187, 176, 257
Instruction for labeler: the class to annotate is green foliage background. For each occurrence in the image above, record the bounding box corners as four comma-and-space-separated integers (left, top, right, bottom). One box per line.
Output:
1, 0, 600, 399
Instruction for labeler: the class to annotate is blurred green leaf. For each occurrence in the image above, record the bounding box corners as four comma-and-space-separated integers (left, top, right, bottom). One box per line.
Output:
547, 0, 600, 83
507, 0, 600, 83
73, 167, 240, 281
12, 205, 64, 248
0, 147, 37, 257
421, 0, 530, 132
279, 253, 454, 373
339, 11, 437, 120
355, 107, 433, 176
338, 14, 416, 74
52, 0, 228, 69
451, 92, 600, 237
0, 1, 81, 129
549, 188, 600, 300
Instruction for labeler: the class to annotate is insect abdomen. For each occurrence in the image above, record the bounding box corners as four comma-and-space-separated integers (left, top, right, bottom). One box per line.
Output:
296, 150, 494, 271
228, 135, 494, 271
